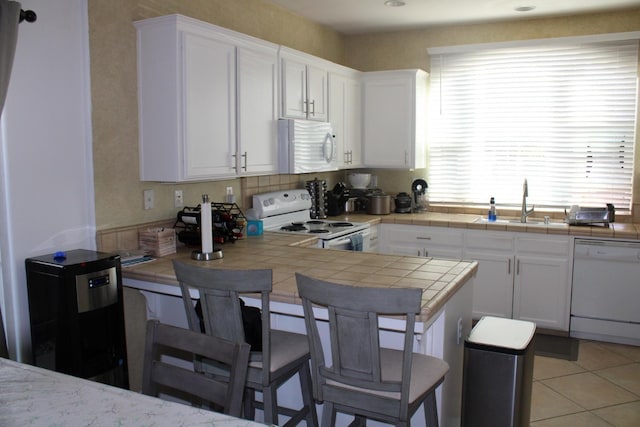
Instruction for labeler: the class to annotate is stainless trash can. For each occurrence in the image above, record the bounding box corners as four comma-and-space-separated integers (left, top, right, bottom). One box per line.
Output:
461, 316, 536, 427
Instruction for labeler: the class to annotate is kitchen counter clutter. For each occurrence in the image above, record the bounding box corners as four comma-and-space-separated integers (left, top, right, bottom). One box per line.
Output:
122, 232, 477, 322
336, 211, 640, 240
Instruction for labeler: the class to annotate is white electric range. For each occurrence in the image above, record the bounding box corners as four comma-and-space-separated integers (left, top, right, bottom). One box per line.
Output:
252, 190, 371, 251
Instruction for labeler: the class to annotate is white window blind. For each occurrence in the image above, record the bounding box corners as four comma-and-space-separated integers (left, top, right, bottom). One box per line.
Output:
428, 39, 638, 211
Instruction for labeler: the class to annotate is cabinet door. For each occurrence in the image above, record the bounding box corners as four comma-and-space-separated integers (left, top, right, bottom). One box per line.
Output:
329, 73, 362, 168
363, 70, 426, 169
281, 57, 307, 119
329, 73, 347, 166
183, 32, 236, 179
464, 231, 515, 319
306, 64, 328, 121
363, 75, 413, 167
345, 76, 363, 167
466, 250, 514, 319
514, 254, 570, 330
237, 45, 278, 175
513, 235, 571, 331
380, 224, 463, 259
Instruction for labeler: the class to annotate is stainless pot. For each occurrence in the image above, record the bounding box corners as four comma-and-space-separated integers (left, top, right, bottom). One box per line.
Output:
368, 195, 391, 215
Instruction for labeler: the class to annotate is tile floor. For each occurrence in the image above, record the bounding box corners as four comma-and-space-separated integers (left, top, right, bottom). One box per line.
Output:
530, 340, 640, 427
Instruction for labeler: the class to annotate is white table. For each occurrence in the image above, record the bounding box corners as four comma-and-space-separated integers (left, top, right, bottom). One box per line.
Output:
0, 357, 264, 426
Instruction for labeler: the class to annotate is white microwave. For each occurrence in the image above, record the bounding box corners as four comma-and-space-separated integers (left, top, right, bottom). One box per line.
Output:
278, 119, 337, 174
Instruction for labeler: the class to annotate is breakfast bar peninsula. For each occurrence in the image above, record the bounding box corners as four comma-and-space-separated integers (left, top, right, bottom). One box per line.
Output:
122, 232, 477, 427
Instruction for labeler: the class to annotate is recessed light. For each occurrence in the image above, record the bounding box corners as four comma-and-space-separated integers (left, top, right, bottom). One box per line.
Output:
515, 5, 536, 12
384, 0, 406, 7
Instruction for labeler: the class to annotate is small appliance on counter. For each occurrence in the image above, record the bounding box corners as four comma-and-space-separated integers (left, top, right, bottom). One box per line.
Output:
326, 182, 349, 216
173, 202, 246, 246
368, 194, 392, 215
306, 178, 328, 219
565, 204, 615, 226
412, 179, 429, 212
394, 192, 413, 213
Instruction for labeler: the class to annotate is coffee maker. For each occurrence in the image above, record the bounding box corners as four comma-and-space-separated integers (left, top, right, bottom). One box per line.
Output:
412, 179, 429, 212
306, 178, 327, 219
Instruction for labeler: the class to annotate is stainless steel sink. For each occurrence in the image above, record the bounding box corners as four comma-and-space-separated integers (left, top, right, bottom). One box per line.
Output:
473, 217, 568, 227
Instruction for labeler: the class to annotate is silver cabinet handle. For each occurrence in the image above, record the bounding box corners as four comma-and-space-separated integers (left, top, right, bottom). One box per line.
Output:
309, 99, 316, 116
231, 153, 237, 171
416, 236, 432, 240
516, 259, 520, 275
242, 152, 247, 171
508, 258, 511, 274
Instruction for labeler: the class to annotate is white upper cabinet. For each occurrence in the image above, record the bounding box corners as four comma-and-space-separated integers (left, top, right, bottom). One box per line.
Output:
362, 69, 427, 169
135, 15, 278, 181
328, 66, 363, 168
236, 44, 279, 175
280, 47, 328, 121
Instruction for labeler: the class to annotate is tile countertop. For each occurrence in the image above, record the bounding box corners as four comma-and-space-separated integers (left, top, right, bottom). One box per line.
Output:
122, 232, 478, 323
337, 212, 640, 240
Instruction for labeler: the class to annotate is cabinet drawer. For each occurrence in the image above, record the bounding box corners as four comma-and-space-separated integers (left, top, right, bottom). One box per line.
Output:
465, 231, 514, 251
517, 235, 569, 255
391, 226, 463, 247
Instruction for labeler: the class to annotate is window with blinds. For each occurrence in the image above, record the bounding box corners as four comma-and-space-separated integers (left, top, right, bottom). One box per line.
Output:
428, 38, 638, 211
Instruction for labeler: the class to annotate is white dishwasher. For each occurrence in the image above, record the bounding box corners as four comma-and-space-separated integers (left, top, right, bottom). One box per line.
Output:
570, 238, 640, 346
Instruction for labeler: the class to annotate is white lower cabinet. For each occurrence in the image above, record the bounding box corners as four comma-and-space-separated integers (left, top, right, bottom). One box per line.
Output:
464, 230, 571, 331
379, 224, 463, 259
367, 224, 379, 253
464, 231, 514, 320
380, 225, 572, 331
512, 235, 571, 331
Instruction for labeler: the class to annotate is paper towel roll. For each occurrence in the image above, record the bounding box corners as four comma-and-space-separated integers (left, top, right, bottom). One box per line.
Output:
200, 195, 213, 254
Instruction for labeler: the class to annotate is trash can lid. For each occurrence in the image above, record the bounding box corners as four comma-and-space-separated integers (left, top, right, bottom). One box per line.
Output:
467, 316, 536, 350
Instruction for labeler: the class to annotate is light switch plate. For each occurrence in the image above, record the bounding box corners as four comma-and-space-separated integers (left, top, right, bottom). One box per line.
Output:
143, 189, 154, 210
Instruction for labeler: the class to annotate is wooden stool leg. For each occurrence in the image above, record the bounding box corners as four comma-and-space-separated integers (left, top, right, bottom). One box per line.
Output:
424, 392, 439, 427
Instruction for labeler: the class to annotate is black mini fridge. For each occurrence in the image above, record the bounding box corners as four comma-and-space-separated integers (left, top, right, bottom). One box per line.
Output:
25, 249, 129, 389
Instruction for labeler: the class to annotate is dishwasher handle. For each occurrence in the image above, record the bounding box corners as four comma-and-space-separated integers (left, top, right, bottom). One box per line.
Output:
575, 240, 640, 262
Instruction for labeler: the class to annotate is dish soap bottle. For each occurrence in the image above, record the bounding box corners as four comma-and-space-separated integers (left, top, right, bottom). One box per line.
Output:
489, 197, 496, 221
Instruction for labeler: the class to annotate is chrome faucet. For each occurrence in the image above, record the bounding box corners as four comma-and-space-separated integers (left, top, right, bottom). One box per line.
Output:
521, 178, 535, 223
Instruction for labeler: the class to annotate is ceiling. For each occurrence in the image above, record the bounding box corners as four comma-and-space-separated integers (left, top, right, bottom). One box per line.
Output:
264, 0, 640, 35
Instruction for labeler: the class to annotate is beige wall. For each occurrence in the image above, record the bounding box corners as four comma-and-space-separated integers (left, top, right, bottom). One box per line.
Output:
344, 9, 640, 72
88, 2, 640, 233
88, 0, 345, 231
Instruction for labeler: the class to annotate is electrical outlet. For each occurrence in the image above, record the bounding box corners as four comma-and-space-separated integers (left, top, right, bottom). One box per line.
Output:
226, 186, 233, 196
174, 190, 184, 208
143, 189, 154, 210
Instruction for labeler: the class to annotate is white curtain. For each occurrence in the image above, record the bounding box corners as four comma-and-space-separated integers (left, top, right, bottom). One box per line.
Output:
0, 0, 21, 358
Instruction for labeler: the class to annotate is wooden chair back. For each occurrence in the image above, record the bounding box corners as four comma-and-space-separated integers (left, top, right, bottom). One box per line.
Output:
141, 319, 250, 417
296, 273, 423, 420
